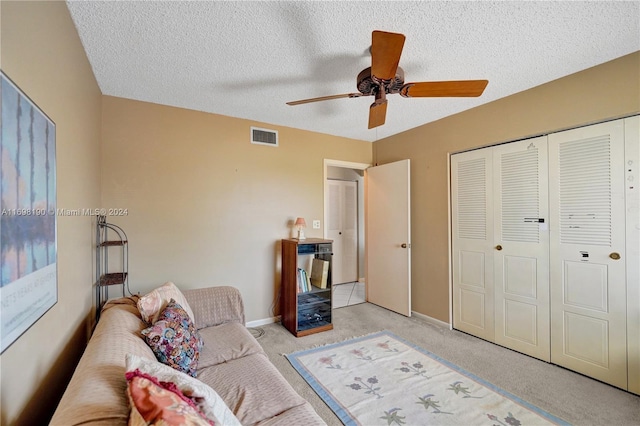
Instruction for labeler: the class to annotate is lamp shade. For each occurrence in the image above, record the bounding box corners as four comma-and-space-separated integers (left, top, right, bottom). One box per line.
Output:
294, 217, 306, 228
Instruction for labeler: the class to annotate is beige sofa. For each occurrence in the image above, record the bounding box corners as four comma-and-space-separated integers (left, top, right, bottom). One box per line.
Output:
50, 286, 325, 425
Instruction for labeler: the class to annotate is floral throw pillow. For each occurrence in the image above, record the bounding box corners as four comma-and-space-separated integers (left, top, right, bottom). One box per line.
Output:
125, 368, 214, 426
141, 299, 204, 377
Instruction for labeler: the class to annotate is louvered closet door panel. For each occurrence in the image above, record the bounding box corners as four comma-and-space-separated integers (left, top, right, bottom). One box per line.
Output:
549, 120, 628, 389
493, 137, 550, 361
452, 149, 494, 341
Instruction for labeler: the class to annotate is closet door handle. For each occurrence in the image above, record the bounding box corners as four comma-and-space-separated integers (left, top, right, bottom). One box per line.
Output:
495, 245, 503, 251
609, 252, 621, 260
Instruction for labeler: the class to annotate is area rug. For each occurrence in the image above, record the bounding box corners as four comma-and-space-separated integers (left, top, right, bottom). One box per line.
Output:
285, 331, 569, 426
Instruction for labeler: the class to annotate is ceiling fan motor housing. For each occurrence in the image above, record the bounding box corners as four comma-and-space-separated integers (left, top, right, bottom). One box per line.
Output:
357, 66, 405, 96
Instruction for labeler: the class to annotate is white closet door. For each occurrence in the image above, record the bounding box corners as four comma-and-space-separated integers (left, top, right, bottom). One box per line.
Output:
493, 137, 550, 361
625, 116, 640, 395
549, 120, 628, 389
327, 180, 358, 284
452, 149, 494, 341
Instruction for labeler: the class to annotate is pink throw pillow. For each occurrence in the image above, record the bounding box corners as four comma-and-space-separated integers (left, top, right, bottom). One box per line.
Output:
138, 281, 195, 324
126, 368, 214, 425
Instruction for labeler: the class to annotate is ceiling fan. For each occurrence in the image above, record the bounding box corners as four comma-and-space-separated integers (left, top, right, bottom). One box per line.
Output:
286, 30, 489, 129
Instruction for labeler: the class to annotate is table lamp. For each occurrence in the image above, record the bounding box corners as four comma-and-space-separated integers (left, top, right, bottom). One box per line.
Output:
294, 217, 306, 240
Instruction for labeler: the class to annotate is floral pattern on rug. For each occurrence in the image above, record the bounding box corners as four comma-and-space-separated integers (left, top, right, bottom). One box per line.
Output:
448, 380, 483, 399
380, 407, 405, 425
350, 348, 374, 362
487, 412, 523, 426
318, 354, 342, 370
285, 331, 570, 426
347, 376, 383, 399
416, 394, 453, 415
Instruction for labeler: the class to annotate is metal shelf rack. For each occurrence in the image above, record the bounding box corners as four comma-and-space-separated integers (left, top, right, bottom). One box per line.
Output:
95, 215, 128, 320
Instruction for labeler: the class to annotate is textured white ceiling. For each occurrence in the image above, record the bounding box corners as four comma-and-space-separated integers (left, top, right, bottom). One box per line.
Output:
66, 1, 639, 142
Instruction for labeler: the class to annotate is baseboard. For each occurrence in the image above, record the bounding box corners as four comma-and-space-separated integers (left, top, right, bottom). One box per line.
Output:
411, 310, 451, 329
246, 315, 281, 328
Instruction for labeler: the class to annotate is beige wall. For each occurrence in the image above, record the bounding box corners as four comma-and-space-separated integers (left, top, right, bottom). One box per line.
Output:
101, 96, 371, 322
1, 1, 102, 425
373, 52, 640, 323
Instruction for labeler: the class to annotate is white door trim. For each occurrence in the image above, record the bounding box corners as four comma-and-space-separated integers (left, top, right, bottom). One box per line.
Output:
447, 153, 454, 329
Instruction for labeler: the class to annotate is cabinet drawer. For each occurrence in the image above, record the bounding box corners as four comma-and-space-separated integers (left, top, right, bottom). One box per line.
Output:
298, 302, 332, 331
318, 243, 332, 253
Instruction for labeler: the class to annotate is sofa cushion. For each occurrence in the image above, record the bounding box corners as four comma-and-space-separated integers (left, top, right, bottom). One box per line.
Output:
138, 281, 195, 324
126, 369, 213, 425
142, 299, 203, 377
254, 403, 326, 426
197, 322, 265, 369
184, 286, 246, 329
49, 296, 156, 426
126, 353, 242, 426
197, 353, 308, 425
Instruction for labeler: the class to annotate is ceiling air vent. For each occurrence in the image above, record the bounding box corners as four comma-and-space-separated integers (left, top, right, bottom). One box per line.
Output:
251, 127, 278, 147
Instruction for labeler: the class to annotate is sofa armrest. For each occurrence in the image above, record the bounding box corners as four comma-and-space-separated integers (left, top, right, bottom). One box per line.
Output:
183, 286, 245, 329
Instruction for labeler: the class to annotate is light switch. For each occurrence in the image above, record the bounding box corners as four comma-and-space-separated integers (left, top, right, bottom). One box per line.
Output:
312, 220, 321, 229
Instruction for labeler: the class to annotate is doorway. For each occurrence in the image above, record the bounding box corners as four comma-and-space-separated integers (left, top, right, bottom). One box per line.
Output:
324, 160, 369, 308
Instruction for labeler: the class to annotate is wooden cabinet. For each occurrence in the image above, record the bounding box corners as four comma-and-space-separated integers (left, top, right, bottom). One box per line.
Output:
281, 238, 333, 337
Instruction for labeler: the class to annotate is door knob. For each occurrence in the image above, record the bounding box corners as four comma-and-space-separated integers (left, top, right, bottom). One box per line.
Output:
495, 245, 503, 251
401, 243, 408, 248
609, 252, 621, 260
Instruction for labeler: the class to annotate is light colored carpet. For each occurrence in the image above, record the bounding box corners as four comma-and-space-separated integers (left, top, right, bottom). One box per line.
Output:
255, 302, 640, 426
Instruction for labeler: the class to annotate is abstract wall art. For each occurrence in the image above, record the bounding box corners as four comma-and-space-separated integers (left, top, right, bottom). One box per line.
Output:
1, 71, 57, 353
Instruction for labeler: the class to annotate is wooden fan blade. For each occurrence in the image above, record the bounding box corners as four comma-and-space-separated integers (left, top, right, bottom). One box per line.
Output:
368, 101, 388, 129
286, 93, 363, 106
400, 80, 488, 97
371, 30, 405, 81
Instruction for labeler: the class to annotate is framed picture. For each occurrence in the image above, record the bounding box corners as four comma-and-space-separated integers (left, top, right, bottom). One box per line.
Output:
1, 71, 57, 354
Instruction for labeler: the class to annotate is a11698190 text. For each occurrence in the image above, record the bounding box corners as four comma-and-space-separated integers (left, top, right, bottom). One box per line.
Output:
1, 208, 129, 217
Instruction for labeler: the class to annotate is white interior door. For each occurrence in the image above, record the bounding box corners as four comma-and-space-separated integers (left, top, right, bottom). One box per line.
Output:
549, 120, 628, 389
493, 137, 550, 361
366, 159, 411, 316
327, 180, 358, 284
451, 149, 494, 341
